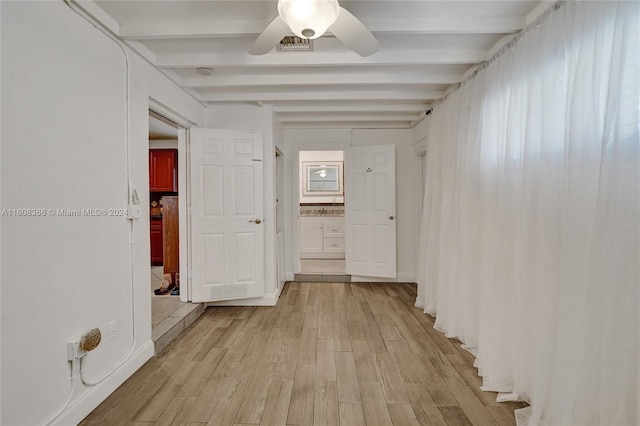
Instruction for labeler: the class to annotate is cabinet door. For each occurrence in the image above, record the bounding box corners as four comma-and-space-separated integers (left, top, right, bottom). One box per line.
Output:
150, 220, 163, 265
150, 150, 177, 192
299, 220, 323, 254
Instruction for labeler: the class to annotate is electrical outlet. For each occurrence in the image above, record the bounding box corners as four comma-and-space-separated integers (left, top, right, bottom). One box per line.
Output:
127, 204, 142, 219
107, 320, 117, 340
67, 340, 84, 360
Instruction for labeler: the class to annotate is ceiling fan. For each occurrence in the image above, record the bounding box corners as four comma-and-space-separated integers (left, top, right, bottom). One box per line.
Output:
249, 0, 379, 57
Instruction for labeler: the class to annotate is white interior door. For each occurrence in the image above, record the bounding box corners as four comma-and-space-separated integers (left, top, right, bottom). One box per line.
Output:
189, 128, 264, 302
345, 144, 396, 279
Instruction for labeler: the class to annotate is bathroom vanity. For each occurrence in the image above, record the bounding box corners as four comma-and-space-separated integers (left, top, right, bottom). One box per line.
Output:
299, 207, 344, 259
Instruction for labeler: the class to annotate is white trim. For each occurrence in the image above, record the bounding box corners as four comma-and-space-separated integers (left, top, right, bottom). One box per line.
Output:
177, 128, 190, 302
51, 341, 154, 426
149, 98, 197, 129
351, 272, 415, 283
205, 287, 283, 307
412, 136, 428, 156
300, 253, 345, 259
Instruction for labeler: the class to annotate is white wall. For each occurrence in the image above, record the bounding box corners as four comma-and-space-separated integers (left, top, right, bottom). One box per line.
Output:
410, 115, 430, 151
284, 128, 421, 282
273, 119, 293, 281
1, 2, 205, 424
149, 139, 178, 149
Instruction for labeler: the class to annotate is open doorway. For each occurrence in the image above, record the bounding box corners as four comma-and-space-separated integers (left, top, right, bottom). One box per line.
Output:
297, 150, 347, 276
148, 111, 184, 328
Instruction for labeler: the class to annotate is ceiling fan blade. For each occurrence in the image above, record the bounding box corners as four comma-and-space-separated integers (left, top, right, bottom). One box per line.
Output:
329, 7, 379, 57
249, 15, 290, 55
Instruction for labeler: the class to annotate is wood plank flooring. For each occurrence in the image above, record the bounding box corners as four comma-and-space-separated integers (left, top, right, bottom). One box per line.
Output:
80, 282, 526, 426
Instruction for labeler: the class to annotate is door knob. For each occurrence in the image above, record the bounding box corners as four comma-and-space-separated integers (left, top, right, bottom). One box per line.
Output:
389, 216, 395, 220
250, 218, 262, 224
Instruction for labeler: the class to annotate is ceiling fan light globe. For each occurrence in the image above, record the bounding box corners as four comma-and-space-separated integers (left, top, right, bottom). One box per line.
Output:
301, 28, 316, 38
277, 0, 340, 39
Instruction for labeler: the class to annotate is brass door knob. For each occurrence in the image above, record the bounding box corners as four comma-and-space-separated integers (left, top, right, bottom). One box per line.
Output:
250, 218, 262, 224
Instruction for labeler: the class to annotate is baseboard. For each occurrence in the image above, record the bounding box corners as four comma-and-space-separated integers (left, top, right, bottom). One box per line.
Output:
397, 272, 415, 282
350, 272, 415, 283
206, 287, 283, 307
53, 340, 154, 426
300, 253, 345, 259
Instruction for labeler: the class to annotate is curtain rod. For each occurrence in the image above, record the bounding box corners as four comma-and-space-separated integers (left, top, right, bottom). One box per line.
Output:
434, 0, 565, 108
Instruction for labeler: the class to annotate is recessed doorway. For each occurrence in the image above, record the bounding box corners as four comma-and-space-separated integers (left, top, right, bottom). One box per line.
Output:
297, 150, 348, 280
147, 109, 202, 352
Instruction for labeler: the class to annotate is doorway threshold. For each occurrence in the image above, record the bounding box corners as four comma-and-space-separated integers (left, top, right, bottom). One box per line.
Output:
294, 274, 351, 283
297, 259, 350, 282
152, 301, 204, 354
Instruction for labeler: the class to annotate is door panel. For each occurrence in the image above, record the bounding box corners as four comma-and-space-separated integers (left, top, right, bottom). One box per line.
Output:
203, 233, 225, 284
234, 166, 255, 214
202, 165, 224, 216
345, 144, 396, 279
190, 128, 264, 302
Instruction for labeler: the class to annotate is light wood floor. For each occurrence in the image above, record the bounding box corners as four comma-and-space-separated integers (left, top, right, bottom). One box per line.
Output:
81, 282, 526, 426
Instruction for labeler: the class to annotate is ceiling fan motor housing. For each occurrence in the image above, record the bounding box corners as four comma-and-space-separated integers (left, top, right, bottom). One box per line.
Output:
277, 0, 340, 39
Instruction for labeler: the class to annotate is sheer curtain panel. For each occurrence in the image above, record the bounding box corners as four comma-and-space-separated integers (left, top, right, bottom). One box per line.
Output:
416, 1, 639, 425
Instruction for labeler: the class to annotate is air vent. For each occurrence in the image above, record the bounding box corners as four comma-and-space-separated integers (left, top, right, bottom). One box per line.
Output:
277, 36, 314, 52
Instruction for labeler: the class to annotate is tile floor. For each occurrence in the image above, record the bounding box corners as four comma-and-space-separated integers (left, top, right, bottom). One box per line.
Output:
150, 266, 203, 354
300, 259, 346, 274
296, 259, 350, 282
150, 266, 182, 325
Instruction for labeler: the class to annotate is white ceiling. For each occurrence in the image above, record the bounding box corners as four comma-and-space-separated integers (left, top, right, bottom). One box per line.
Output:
84, 0, 550, 129
149, 113, 179, 140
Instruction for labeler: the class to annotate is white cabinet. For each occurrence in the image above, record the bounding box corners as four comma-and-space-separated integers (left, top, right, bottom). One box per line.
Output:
299, 220, 324, 254
299, 217, 345, 259
322, 219, 344, 237
323, 237, 345, 253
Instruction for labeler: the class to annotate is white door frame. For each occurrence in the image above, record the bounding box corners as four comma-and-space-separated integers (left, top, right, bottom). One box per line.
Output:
290, 143, 400, 280
148, 99, 196, 302
292, 148, 346, 275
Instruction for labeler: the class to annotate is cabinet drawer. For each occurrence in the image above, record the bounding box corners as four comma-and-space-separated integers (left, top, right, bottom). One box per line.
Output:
322, 219, 344, 237
323, 237, 344, 252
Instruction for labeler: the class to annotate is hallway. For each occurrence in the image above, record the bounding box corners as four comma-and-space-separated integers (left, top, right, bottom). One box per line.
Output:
81, 282, 525, 425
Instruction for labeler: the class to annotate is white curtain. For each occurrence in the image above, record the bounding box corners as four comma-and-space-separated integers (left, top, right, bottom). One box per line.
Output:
416, 1, 639, 425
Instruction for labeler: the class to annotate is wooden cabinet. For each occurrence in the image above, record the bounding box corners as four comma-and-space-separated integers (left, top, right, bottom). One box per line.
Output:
149, 149, 177, 192
299, 217, 345, 259
150, 219, 163, 265
162, 196, 179, 284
